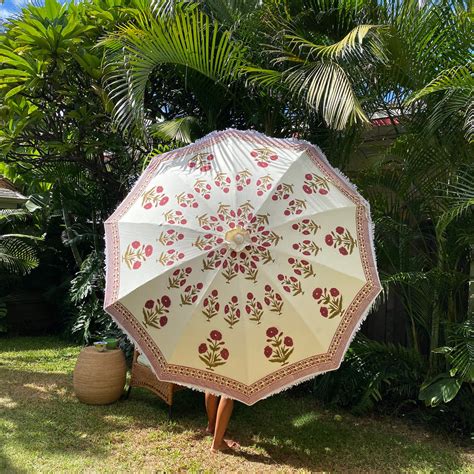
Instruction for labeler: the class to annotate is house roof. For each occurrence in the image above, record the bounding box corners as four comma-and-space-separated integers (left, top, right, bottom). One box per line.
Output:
0, 176, 27, 204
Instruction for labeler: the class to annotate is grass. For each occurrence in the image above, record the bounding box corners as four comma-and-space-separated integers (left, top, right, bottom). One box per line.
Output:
0, 336, 473, 472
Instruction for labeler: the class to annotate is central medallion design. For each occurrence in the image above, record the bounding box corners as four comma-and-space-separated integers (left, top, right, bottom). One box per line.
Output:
225, 226, 250, 250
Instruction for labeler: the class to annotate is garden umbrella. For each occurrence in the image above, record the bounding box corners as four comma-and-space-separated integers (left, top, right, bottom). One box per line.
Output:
104, 129, 381, 405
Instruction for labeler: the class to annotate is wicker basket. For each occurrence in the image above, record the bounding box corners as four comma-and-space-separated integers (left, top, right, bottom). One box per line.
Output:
73, 346, 126, 405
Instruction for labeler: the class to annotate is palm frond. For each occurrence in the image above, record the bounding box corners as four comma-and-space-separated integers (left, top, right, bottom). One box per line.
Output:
436, 172, 474, 237
0, 236, 39, 275
285, 24, 387, 61
407, 64, 474, 102
149, 116, 200, 144
100, 7, 246, 135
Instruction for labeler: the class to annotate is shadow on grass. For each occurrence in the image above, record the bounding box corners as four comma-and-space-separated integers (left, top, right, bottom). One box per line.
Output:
0, 367, 193, 469
0, 365, 469, 471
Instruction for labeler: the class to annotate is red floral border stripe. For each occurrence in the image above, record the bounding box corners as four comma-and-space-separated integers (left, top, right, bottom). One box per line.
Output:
104, 129, 382, 405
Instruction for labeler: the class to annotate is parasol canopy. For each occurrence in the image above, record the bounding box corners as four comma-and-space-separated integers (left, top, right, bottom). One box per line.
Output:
104, 129, 382, 405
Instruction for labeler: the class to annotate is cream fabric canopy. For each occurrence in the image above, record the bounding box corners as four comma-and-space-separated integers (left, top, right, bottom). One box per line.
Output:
104, 129, 382, 405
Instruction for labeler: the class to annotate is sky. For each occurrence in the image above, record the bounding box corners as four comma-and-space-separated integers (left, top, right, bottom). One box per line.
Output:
0, 0, 32, 19
0, 0, 66, 20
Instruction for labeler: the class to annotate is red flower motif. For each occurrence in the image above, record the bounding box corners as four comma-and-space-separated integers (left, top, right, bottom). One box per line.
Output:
330, 288, 340, 297
264, 346, 273, 358
336, 226, 345, 234
284, 336, 293, 347
210, 330, 222, 341
313, 288, 323, 299
159, 196, 169, 206
264, 284, 272, 292
325, 234, 334, 245
231, 295, 238, 304
320, 307, 328, 317
247, 292, 254, 299
266, 327, 278, 338
198, 343, 208, 354
339, 247, 348, 255
144, 245, 153, 257
161, 295, 171, 308
133, 261, 141, 270
220, 348, 229, 360
131, 240, 140, 249
145, 299, 155, 309
211, 289, 218, 297
159, 316, 168, 327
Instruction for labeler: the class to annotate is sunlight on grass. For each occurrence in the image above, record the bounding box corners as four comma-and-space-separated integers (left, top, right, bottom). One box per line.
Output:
292, 411, 319, 428
0, 336, 472, 472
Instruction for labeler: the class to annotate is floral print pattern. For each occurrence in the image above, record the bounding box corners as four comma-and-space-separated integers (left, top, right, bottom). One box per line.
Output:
176, 192, 199, 208
167, 267, 192, 289
264, 284, 284, 315
142, 296, 170, 329
106, 129, 381, 406
312, 287, 345, 318
123, 241, 153, 270
284, 199, 306, 216
250, 148, 279, 168
277, 273, 304, 296
158, 229, 185, 246
224, 296, 241, 328
198, 330, 229, 371
245, 292, 264, 324
194, 179, 212, 200
288, 257, 316, 278
292, 239, 321, 257
188, 152, 214, 172
271, 183, 293, 201
202, 290, 220, 321
325, 226, 357, 256
256, 175, 274, 196
163, 209, 187, 225
235, 170, 252, 191
302, 173, 330, 195
180, 283, 203, 306
141, 185, 169, 209
264, 326, 294, 366
292, 219, 320, 235
214, 172, 232, 193
158, 248, 185, 266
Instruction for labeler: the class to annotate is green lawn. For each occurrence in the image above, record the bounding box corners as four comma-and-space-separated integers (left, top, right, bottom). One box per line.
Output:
0, 337, 472, 472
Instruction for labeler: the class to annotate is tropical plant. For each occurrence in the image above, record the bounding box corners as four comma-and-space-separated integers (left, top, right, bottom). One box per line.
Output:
0, 206, 41, 332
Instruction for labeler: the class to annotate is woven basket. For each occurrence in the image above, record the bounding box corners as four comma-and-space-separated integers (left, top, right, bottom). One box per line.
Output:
73, 346, 126, 405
